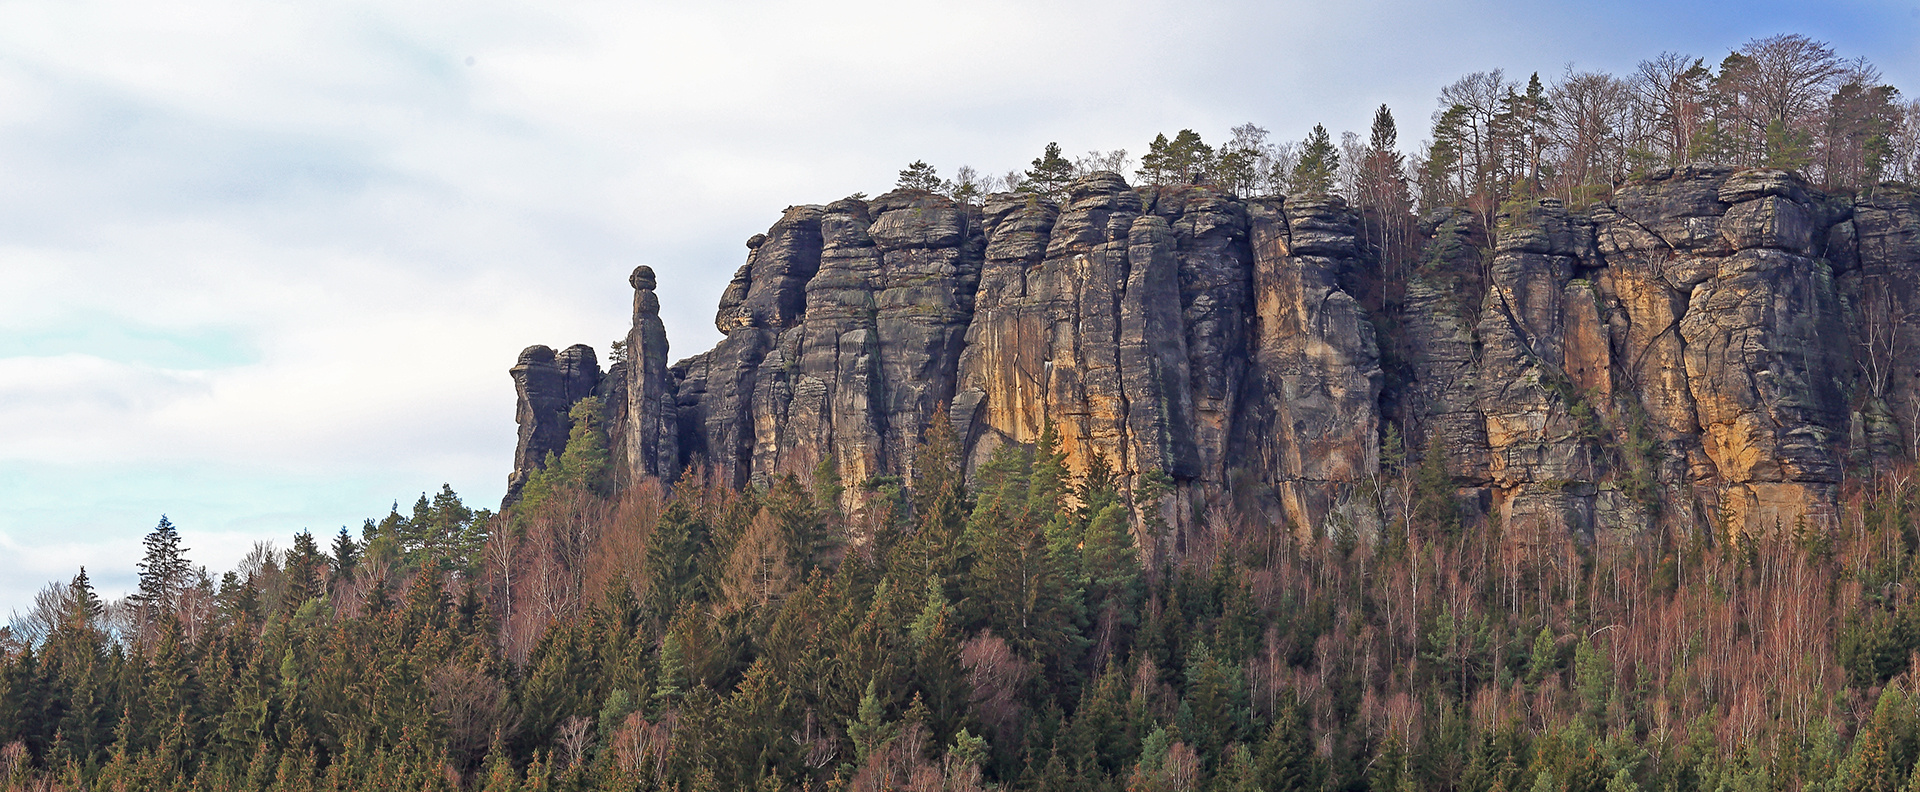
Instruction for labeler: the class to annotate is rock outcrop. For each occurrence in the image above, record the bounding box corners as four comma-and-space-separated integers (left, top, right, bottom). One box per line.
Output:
506, 343, 601, 505
507, 168, 1920, 544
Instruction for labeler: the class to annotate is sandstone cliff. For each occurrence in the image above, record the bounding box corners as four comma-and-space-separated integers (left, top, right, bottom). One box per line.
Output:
506, 168, 1920, 546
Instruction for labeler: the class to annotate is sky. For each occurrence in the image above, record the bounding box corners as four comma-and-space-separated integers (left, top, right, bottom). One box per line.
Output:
2, 0, 1917, 615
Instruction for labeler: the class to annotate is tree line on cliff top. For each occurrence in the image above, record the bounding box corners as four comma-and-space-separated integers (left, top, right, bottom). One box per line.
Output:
903, 33, 1918, 213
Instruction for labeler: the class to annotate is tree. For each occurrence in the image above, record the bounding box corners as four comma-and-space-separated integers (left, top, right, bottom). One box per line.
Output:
1293, 124, 1340, 196
945, 165, 990, 204
1023, 142, 1073, 200
132, 516, 192, 635
1824, 79, 1902, 190
283, 530, 324, 608
1731, 34, 1847, 134
1355, 105, 1416, 289
1216, 124, 1271, 196
896, 160, 943, 192
1137, 133, 1174, 186
67, 567, 103, 628
1437, 69, 1514, 204
1421, 103, 1470, 210
1631, 52, 1712, 168
1139, 130, 1215, 187
331, 527, 360, 582
1492, 73, 1552, 192
1548, 68, 1634, 200
719, 508, 795, 615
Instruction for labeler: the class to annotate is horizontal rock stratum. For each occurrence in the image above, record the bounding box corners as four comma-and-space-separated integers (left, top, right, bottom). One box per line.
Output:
508, 169, 1920, 547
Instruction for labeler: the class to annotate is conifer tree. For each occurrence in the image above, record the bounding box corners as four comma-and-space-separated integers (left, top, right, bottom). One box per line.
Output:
133, 516, 192, 633
1137, 133, 1174, 186
67, 567, 102, 627
1293, 124, 1340, 195
896, 160, 943, 192
331, 527, 360, 581
1023, 142, 1073, 201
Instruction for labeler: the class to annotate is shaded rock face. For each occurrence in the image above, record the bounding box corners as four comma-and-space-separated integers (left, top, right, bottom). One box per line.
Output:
505, 344, 601, 506
510, 168, 1920, 543
1240, 195, 1382, 538
622, 266, 678, 483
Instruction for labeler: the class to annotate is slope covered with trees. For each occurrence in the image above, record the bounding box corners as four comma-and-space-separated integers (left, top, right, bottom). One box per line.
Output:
12, 417, 1920, 792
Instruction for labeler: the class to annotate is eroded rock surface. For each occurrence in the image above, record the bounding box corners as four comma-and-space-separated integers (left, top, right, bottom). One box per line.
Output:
509, 168, 1920, 543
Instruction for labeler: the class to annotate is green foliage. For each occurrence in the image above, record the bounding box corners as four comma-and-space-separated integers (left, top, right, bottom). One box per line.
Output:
1138, 129, 1216, 187
1022, 142, 1073, 201
1292, 124, 1339, 195
1413, 438, 1460, 536
20, 386, 1920, 792
895, 160, 943, 192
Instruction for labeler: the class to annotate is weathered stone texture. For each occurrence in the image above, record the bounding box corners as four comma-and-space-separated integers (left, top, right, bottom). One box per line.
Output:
504, 343, 601, 507
509, 166, 1920, 543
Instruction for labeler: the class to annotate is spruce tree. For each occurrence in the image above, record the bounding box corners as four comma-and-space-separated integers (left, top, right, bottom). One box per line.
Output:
68, 566, 103, 626
330, 527, 360, 581
134, 516, 191, 628
1293, 124, 1339, 196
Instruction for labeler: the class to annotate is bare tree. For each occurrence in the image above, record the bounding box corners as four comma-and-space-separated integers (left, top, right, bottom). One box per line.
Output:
1070, 149, 1132, 179
1632, 52, 1711, 165
1856, 276, 1916, 403
1437, 69, 1514, 199
1733, 34, 1848, 131
1550, 68, 1636, 200
6, 580, 74, 646
555, 715, 595, 770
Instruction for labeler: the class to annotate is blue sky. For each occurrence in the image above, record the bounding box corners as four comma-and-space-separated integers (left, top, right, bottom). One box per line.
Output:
3, 0, 1917, 614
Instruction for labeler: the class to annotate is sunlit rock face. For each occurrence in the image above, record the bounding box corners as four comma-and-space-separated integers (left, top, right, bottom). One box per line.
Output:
511, 168, 1920, 546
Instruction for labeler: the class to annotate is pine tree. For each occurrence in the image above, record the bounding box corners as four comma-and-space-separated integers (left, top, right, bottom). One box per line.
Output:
1256, 695, 1318, 792
1293, 124, 1340, 195
1164, 129, 1216, 184
1023, 142, 1073, 201
283, 530, 324, 609
556, 398, 613, 495
896, 160, 943, 192
847, 678, 895, 763
1137, 133, 1174, 186
1413, 438, 1460, 536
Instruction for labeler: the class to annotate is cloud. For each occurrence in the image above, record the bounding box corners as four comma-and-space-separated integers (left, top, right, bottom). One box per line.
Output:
2, 0, 1917, 612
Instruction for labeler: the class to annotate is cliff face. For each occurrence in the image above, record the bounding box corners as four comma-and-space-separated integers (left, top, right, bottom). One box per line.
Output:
507, 169, 1920, 546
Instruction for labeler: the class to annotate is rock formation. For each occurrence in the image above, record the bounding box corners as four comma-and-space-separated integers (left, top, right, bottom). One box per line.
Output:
505, 343, 601, 505
506, 168, 1920, 546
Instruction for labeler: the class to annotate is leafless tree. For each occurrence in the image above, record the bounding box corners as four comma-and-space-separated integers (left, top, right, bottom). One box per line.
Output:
1070, 149, 1132, 179
1856, 276, 1915, 402
555, 715, 595, 770
6, 581, 75, 646
430, 664, 510, 770
1632, 52, 1710, 165
1437, 69, 1514, 198
1714, 33, 1847, 159
1550, 68, 1636, 199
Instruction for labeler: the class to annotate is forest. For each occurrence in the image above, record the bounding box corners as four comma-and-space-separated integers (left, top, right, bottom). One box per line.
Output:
8, 32, 1920, 792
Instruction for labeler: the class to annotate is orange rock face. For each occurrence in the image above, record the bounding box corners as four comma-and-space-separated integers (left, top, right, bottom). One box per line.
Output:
509, 170, 1920, 545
